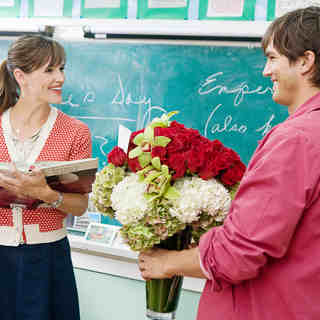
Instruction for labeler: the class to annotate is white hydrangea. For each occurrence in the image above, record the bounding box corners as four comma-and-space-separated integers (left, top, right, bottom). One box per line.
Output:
110, 173, 151, 225
169, 176, 231, 223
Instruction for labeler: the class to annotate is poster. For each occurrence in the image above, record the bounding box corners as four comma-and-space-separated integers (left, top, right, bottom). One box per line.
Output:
199, 0, 256, 20
268, 0, 320, 20
85, 0, 120, 8
0, 0, 20, 17
148, 0, 187, 8
81, 0, 127, 18
207, 0, 244, 17
33, 0, 64, 17
0, 0, 14, 6
29, 0, 73, 17
137, 0, 189, 19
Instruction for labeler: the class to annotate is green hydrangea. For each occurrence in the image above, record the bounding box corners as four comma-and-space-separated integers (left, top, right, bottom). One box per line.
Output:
120, 199, 186, 251
91, 163, 126, 217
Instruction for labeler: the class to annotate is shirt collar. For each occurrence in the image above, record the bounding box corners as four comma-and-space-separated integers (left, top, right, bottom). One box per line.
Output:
288, 91, 320, 120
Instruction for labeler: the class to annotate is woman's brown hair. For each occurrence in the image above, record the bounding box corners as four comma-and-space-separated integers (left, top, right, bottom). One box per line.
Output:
0, 35, 65, 114
262, 6, 320, 87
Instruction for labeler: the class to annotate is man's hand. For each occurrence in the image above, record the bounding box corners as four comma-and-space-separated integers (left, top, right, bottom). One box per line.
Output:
138, 248, 177, 280
138, 246, 207, 280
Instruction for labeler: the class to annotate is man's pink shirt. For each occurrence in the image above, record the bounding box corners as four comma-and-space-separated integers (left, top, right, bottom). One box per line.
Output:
198, 92, 320, 319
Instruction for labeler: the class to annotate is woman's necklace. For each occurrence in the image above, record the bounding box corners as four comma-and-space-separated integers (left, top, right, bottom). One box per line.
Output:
12, 126, 42, 142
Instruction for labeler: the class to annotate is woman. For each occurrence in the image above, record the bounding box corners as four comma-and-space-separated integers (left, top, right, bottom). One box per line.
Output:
0, 35, 91, 320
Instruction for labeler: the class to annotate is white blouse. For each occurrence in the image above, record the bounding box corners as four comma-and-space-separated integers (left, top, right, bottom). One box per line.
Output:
2, 106, 58, 171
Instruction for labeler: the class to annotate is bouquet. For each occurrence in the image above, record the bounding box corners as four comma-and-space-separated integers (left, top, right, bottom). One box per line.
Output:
92, 111, 246, 251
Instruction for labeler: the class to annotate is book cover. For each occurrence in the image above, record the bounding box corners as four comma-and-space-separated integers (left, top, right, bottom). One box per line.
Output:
0, 158, 98, 208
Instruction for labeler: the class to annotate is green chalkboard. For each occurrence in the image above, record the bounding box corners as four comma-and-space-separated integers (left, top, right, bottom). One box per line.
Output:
0, 39, 288, 167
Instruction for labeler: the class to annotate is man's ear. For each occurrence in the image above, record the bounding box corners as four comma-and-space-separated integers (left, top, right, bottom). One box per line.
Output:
300, 50, 316, 75
12, 68, 25, 87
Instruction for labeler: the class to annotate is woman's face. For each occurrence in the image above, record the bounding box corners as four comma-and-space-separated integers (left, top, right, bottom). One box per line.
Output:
19, 59, 65, 105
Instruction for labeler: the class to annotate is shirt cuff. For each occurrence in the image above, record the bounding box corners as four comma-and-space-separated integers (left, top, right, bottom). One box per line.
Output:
198, 249, 212, 280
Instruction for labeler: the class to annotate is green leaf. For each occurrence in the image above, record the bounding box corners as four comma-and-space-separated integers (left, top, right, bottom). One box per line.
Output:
144, 171, 161, 184
230, 182, 240, 200
138, 152, 152, 168
137, 165, 153, 175
144, 193, 158, 202
138, 171, 145, 182
161, 165, 169, 175
164, 186, 180, 200
166, 110, 179, 120
150, 121, 167, 129
144, 126, 154, 142
154, 136, 171, 147
129, 146, 142, 159
133, 133, 144, 145
151, 157, 161, 170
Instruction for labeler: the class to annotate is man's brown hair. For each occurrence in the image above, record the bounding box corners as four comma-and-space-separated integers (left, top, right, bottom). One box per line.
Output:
262, 6, 320, 87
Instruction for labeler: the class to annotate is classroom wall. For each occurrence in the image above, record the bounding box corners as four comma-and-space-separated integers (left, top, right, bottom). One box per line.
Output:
74, 268, 201, 320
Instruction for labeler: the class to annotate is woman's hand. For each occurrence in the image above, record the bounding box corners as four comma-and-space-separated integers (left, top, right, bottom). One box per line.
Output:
0, 164, 49, 200
0, 163, 89, 216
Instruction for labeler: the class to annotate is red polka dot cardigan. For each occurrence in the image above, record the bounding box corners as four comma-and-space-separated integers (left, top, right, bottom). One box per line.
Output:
0, 107, 92, 246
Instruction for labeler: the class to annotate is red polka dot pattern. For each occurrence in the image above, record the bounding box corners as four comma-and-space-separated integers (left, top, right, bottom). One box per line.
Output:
0, 110, 92, 235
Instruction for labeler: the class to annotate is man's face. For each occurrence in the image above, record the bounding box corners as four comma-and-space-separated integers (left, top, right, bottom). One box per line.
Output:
263, 40, 300, 112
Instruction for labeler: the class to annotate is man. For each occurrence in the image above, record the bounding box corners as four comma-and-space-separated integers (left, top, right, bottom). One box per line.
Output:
138, 6, 320, 320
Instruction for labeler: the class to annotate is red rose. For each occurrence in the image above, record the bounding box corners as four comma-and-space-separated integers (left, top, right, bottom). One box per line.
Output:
128, 157, 142, 173
167, 132, 190, 153
154, 127, 175, 139
167, 152, 187, 179
221, 160, 246, 186
170, 120, 186, 131
215, 148, 240, 171
107, 146, 127, 167
187, 138, 211, 173
198, 157, 220, 180
151, 146, 167, 162
211, 139, 224, 152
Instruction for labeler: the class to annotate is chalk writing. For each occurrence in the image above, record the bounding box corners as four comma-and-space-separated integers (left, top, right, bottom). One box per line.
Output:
256, 114, 275, 136
61, 91, 96, 108
112, 74, 152, 109
83, 91, 96, 104
112, 74, 167, 129
61, 94, 80, 108
199, 72, 273, 106
205, 104, 247, 137
94, 135, 109, 158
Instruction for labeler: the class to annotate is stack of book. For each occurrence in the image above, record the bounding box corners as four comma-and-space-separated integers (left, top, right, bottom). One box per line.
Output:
0, 158, 98, 208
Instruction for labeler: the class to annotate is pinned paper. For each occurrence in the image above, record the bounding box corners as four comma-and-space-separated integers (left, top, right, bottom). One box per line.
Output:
207, 0, 244, 17
199, 0, 255, 20
138, 0, 189, 19
148, 0, 187, 8
85, 0, 120, 8
275, 0, 319, 18
0, 0, 14, 6
118, 124, 132, 153
0, 0, 20, 18
81, 0, 126, 18
34, 0, 63, 16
